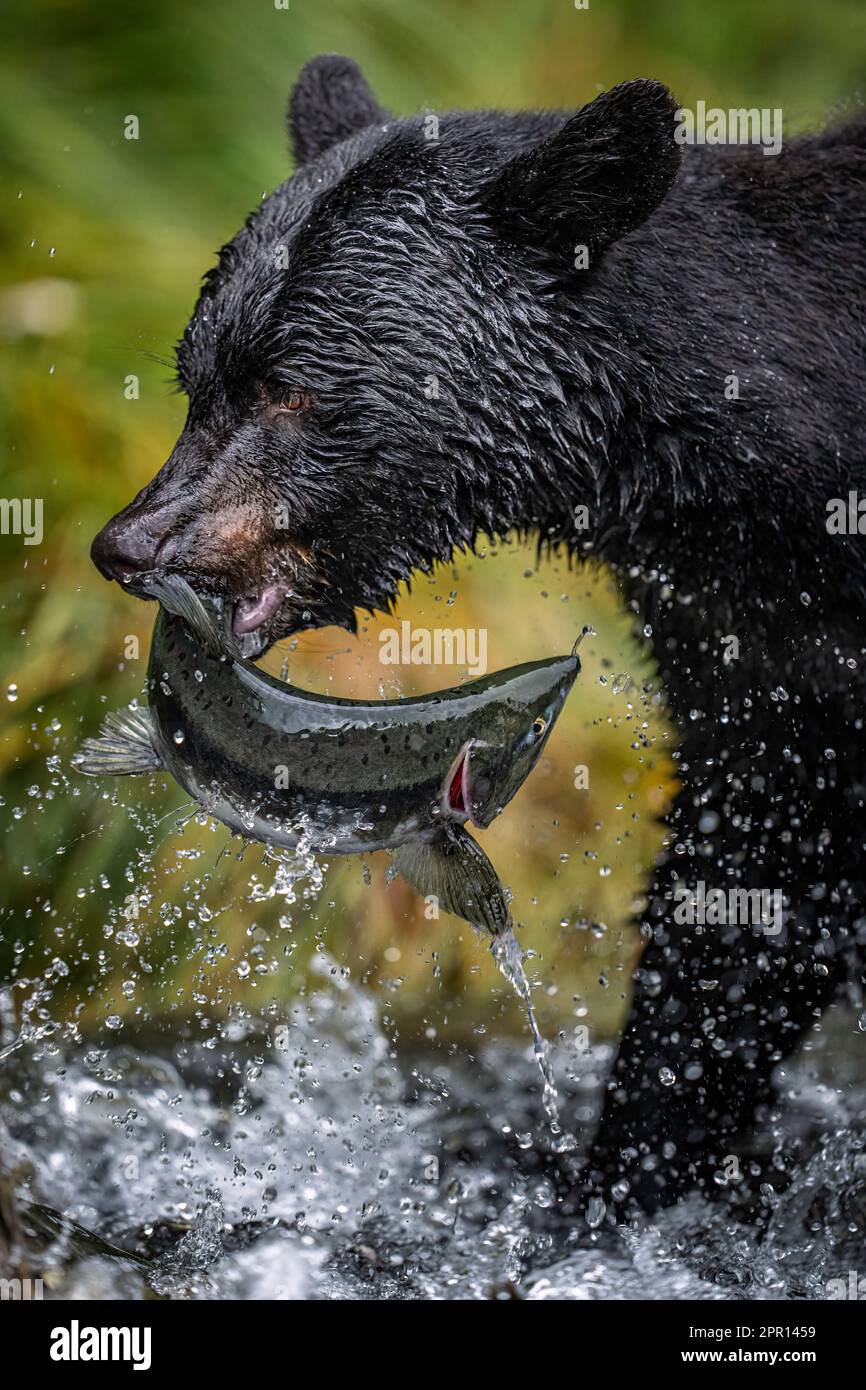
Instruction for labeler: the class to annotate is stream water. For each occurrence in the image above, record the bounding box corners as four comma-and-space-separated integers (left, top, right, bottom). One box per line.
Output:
2, 947, 864, 1300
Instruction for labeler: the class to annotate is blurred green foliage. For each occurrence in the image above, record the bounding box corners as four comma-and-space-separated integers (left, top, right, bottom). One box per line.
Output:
2, 0, 865, 1044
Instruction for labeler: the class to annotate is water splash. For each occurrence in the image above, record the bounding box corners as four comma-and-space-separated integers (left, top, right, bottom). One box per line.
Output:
1, 954, 864, 1299
491, 925, 576, 1153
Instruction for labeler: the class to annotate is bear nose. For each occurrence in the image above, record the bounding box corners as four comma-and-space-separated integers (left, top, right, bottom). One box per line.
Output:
91, 512, 169, 582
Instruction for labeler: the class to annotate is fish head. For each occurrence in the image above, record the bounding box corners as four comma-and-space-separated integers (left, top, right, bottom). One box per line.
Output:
443, 652, 579, 829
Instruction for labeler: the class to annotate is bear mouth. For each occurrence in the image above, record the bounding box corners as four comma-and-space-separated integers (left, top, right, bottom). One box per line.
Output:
232, 584, 287, 635
116, 566, 345, 660
231, 583, 289, 656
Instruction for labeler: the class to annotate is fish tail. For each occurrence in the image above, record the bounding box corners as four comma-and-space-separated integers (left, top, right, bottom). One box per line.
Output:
143, 573, 225, 656
393, 824, 509, 937
72, 707, 163, 777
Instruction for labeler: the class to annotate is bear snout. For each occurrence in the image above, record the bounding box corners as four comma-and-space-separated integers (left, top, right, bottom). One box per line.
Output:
91, 503, 179, 585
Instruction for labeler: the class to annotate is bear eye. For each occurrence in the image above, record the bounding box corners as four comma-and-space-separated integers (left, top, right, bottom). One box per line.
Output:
532, 716, 548, 737
276, 388, 310, 413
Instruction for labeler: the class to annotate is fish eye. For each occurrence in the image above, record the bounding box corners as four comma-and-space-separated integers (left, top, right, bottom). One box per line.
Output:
532, 716, 548, 737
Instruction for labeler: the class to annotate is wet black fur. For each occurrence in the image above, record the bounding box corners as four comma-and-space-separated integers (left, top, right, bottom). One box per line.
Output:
93, 56, 866, 1216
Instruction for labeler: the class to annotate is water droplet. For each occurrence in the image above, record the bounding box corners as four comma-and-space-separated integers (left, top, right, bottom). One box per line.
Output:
586, 1195, 607, 1228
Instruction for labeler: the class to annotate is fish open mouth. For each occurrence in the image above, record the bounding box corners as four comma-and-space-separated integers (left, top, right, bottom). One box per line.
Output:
443, 741, 473, 824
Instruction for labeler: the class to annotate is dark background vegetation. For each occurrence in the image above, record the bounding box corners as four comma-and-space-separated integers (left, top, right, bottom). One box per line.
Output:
2, 0, 865, 1045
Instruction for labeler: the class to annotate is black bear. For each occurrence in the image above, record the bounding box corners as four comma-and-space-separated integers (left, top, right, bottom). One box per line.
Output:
91, 56, 866, 1217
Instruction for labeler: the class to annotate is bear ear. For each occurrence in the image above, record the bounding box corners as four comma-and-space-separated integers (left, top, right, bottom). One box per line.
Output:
289, 55, 386, 165
483, 79, 682, 267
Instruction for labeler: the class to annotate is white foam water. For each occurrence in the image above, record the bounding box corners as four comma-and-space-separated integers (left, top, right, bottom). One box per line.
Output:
2, 958, 865, 1299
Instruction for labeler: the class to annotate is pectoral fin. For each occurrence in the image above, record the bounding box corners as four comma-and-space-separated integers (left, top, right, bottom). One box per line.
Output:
393, 824, 509, 937
73, 707, 163, 777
